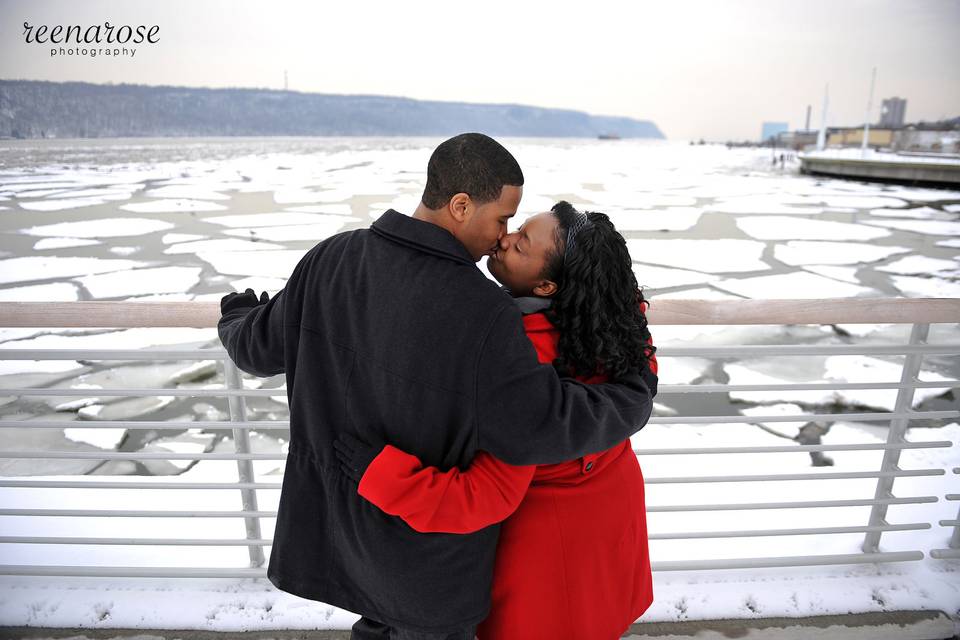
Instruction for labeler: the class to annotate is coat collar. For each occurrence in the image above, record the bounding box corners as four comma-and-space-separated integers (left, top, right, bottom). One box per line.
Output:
513, 295, 552, 316
371, 209, 476, 266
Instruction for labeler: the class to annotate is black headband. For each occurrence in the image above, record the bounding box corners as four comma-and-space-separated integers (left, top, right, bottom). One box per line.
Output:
564, 212, 592, 261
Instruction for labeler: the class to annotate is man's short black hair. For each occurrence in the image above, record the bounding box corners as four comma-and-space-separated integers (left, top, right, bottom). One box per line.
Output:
421, 133, 524, 210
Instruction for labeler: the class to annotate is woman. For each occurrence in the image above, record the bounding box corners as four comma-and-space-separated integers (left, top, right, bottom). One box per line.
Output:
336, 201, 658, 639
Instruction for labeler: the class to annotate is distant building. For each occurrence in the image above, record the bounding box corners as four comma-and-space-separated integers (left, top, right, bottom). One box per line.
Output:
776, 130, 818, 150
895, 118, 960, 153
827, 127, 896, 148
879, 97, 907, 128
822, 117, 959, 153
761, 122, 789, 142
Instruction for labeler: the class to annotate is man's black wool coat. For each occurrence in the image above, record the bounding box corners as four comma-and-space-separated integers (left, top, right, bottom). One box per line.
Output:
218, 210, 656, 634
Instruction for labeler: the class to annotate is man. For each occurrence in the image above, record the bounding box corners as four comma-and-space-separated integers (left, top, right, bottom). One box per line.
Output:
218, 133, 656, 639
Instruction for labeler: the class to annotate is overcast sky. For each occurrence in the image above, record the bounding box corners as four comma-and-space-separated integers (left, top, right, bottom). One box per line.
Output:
1, 0, 958, 141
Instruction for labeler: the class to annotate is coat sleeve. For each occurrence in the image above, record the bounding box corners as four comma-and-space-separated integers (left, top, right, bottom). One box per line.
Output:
218, 288, 288, 378
357, 446, 536, 534
475, 303, 657, 466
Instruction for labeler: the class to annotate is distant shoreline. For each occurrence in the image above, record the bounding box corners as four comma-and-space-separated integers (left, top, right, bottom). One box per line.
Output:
0, 79, 666, 140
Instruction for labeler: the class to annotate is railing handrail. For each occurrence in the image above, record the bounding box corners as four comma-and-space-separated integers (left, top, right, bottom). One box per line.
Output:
2, 297, 959, 327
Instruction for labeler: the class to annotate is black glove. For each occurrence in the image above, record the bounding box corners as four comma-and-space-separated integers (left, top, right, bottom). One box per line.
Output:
221, 288, 269, 315
334, 433, 384, 484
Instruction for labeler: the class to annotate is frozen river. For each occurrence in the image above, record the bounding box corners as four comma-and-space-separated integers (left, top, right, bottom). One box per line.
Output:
0, 136, 958, 475
0, 137, 958, 629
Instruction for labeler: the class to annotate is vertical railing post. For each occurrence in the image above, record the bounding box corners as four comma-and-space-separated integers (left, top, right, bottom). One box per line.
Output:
948, 469, 960, 550
862, 322, 929, 553
223, 358, 266, 568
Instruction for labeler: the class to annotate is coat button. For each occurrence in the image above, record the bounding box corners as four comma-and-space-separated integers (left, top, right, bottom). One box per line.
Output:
584, 461, 594, 472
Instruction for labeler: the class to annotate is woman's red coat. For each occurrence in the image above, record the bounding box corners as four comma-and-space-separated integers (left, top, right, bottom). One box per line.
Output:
358, 308, 655, 639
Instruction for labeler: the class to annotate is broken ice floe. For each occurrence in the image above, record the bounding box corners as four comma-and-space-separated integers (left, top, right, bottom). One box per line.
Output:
120, 199, 228, 213
77, 266, 203, 298
0, 413, 105, 476
773, 241, 909, 266
21, 217, 175, 238
868, 206, 955, 220
726, 355, 953, 410
605, 207, 703, 231
227, 276, 288, 293
196, 249, 304, 278
164, 238, 286, 255
876, 255, 959, 277
736, 216, 891, 241
861, 218, 960, 236
78, 395, 176, 421
802, 265, 861, 284
138, 430, 216, 475
649, 287, 743, 300
144, 186, 230, 200
33, 237, 102, 250
627, 239, 768, 273
64, 426, 127, 450
161, 233, 206, 244
707, 197, 823, 215
0, 282, 79, 302
283, 204, 356, 216
714, 271, 878, 299
0, 256, 146, 285
634, 263, 718, 288
223, 219, 359, 242
206, 211, 350, 227
889, 275, 960, 298
18, 197, 112, 211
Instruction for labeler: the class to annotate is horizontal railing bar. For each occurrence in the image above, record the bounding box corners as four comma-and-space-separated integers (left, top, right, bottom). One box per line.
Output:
650, 551, 924, 572
0, 388, 285, 397
946, 494, 960, 501
635, 441, 953, 455
0, 420, 288, 430
1, 497, 938, 518
0, 536, 273, 546
939, 520, 960, 527
647, 496, 938, 512
0, 349, 227, 360
657, 344, 960, 357
0, 470, 942, 489
2, 525, 931, 545
658, 380, 958, 393
4, 298, 959, 327
3, 344, 959, 362
0, 451, 287, 460
0, 509, 277, 518
6, 381, 957, 398
0, 551, 928, 577
649, 410, 959, 424
649, 523, 930, 540
2, 413, 955, 430
1, 442, 951, 461
0, 480, 281, 489
930, 549, 960, 560
644, 469, 943, 484
0, 565, 265, 578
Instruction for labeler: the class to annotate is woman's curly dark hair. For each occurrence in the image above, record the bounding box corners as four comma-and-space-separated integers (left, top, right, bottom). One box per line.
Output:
542, 201, 655, 379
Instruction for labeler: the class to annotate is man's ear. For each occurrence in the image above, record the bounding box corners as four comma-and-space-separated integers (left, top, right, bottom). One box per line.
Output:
447, 192, 471, 223
532, 279, 558, 298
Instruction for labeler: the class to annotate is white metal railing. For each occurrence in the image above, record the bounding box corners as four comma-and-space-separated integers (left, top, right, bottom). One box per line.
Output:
0, 298, 958, 578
